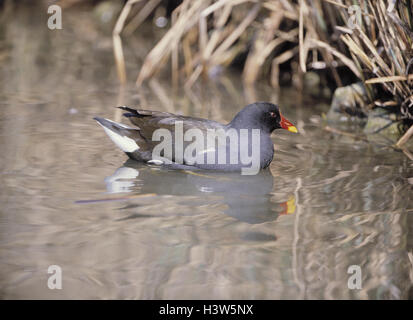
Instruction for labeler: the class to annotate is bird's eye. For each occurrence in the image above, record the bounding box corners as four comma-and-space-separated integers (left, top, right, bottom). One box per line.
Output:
269, 112, 276, 117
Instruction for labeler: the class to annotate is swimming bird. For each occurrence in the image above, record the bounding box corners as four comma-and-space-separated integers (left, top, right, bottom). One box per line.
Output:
94, 102, 297, 174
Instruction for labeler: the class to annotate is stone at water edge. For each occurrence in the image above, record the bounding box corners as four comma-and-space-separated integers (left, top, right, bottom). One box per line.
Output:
327, 82, 370, 123
364, 108, 403, 143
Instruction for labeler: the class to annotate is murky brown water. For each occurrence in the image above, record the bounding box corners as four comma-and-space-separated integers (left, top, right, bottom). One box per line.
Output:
0, 4, 412, 299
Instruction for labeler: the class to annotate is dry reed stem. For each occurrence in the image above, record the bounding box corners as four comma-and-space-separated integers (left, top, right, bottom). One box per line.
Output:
202, 2, 235, 61
171, 2, 185, 90
111, 0, 413, 140
211, 3, 260, 63
199, 0, 239, 61
188, 0, 261, 87
401, 147, 413, 161
123, 0, 161, 36
396, 124, 413, 148
184, 65, 203, 90
366, 75, 413, 84
113, 0, 143, 84
299, 0, 306, 72
243, 7, 284, 84
310, 39, 361, 78
136, 0, 206, 86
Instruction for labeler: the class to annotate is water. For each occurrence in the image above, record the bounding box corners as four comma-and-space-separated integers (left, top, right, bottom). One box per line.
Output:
0, 4, 412, 299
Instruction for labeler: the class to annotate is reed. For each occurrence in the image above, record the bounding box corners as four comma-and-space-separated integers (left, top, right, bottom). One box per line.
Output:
113, 0, 413, 142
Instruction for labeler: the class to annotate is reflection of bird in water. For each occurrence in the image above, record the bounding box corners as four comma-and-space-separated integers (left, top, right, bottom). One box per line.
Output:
100, 160, 295, 224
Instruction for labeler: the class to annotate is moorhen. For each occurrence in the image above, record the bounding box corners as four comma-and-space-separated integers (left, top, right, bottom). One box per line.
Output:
94, 102, 297, 174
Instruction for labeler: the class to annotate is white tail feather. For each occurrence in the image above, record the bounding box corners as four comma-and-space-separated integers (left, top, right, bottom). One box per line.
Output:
97, 120, 139, 153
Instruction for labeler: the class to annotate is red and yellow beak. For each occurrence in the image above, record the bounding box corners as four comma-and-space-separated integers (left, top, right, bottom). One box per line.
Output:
280, 113, 298, 133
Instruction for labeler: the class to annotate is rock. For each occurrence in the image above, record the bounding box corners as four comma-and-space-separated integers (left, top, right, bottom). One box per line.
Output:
327, 82, 369, 123
326, 82, 406, 143
364, 108, 403, 142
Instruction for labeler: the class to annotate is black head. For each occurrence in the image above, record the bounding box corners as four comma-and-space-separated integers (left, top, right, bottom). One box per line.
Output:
228, 102, 297, 133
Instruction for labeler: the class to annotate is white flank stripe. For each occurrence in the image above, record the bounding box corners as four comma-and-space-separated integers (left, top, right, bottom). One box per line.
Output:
199, 148, 216, 154
147, 159, 164, 165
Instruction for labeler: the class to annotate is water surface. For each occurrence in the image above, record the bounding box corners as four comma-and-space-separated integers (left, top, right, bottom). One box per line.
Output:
0, 5, 412, 299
